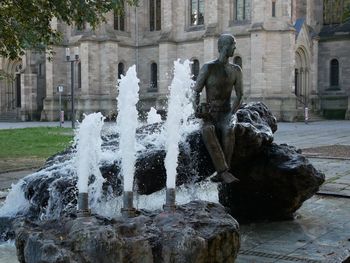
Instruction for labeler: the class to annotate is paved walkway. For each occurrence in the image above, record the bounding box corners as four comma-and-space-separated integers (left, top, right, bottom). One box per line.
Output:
237, 121, 350, 262
0, 121, 71, 130
0, 120, 350, 262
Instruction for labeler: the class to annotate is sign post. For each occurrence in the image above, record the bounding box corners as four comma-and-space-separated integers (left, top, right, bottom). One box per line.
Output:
57, 85, 64, 127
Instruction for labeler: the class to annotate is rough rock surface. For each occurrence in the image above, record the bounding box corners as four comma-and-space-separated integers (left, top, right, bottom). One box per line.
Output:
15, 201, 240, 263
1, 102, 324, 224
219, 143, 325, 221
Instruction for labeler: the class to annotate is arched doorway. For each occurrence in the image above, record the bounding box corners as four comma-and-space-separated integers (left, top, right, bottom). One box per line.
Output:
1, 59, 22, 114
295, 47, 310, 107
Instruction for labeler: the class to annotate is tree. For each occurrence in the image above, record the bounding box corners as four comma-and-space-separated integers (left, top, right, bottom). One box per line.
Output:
0, 0, 138, 60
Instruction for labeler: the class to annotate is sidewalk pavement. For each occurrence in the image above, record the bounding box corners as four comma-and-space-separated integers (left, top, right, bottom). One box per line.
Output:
0, 120, 350, 262
0, 121, 71, 130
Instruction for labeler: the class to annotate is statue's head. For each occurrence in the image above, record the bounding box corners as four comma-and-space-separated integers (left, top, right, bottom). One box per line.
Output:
218, 34, 236, 58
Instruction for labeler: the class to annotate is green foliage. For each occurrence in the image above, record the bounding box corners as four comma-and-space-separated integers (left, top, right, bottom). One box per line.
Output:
0, 0, 138, 60
0, 127, 73, 158
344, 3, 350, 21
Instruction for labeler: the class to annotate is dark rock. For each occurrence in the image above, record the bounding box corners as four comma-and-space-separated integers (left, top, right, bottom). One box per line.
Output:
219, 143, 325, 221
16, 201, 240, 263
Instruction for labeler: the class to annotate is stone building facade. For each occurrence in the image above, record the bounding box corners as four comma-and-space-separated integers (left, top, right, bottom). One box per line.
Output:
0, 0, 349, 121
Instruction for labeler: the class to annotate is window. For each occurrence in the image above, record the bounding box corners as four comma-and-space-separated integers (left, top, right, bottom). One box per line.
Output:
118, 62, 125, 79
235, 0, 251, 21
150, 0, 161, 31
191, 59, 200, 81
114, 3, 125, 31
330, 59, 339, 88
272, 0, 276, 17
234, 56, 242, 69
38, 63, 43, 76
150, 63, 158, 90
190, 0, 204, 26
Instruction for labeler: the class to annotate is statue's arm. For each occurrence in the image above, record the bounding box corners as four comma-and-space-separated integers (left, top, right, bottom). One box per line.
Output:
232, 66, 243, 113
193, 64, 209, 106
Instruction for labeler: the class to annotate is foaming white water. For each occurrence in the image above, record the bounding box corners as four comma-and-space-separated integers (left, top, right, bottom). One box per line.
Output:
0, 241, 18, 263
0, 180, 30, 217
147, 107, 162, 124
116, 65, 140, 192
75, 112, 105, 196
164, 59, 195, 189
94, 180, 218, 219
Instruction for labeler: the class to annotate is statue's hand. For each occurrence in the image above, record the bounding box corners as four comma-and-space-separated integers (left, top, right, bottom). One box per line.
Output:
195, 108, 212, 120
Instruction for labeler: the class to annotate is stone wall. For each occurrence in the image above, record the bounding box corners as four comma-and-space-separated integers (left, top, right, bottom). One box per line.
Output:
318, 39, 350, 119
35, 0, 344, 121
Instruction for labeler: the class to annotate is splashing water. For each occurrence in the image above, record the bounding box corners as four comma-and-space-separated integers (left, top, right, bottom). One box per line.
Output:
0, 180, 30, 217
0, 60, 203, 220
164, 59, 195, 189
147, 107, 162, 124
116, 65, 140, 192
75, 112, 105, 207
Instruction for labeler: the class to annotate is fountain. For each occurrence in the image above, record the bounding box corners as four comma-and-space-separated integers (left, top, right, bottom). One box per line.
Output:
116, 65, 139, 218
146, 107, 162, 124
164, 59, 194, 212
0, 36, 325, 262
75, 112, 105, 217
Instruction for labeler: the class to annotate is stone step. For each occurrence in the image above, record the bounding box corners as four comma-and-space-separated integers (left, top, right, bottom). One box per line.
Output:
0, 111, 19, 122
296, 109, 325, 122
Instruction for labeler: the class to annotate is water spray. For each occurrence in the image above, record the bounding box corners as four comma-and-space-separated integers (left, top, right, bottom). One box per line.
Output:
116, 65, 140, 218
163, 60, 194, 213
75, 112, 105, 218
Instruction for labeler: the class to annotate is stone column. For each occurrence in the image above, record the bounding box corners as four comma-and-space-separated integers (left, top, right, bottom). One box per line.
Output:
300, 69, 303, 98
346, 97, 350, 120
311, 38, 319, 94
250, 31, 266, 97
305, 67, 309, 105
21, 74, 37, 120
158, 42, 176, 95
162, 0, 173, 32
80, 42, 90, 96
203, 37, 217, 63
206, 0, 218, 25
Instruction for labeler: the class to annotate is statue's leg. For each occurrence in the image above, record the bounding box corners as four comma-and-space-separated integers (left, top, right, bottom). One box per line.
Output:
221, 126, 235, 169
201, 123, 228, 173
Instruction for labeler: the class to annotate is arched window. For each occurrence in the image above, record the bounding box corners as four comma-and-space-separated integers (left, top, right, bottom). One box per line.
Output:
234, 56, 242, 69
150, 63, 158, 90
190, 0, 204, 26
235, 0, 251, 21
118, 62, 125, 79
330, 59, 339, 88
114, 2, 125, 31
150, 0, 161, 31
191, 59, 200, 81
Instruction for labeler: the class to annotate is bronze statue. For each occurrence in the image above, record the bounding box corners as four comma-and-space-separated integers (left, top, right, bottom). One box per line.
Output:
193, 33, 243, 183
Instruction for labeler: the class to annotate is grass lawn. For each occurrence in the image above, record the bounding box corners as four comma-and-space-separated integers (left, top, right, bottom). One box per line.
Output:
0, 127, 74, 172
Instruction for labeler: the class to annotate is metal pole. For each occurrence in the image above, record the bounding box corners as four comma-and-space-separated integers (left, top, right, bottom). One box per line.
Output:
77, 192, 90, 217
121, 191, 136, 218
59, 92, 62, 127
163, 188, 176, 212
71, 61, 75, 129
